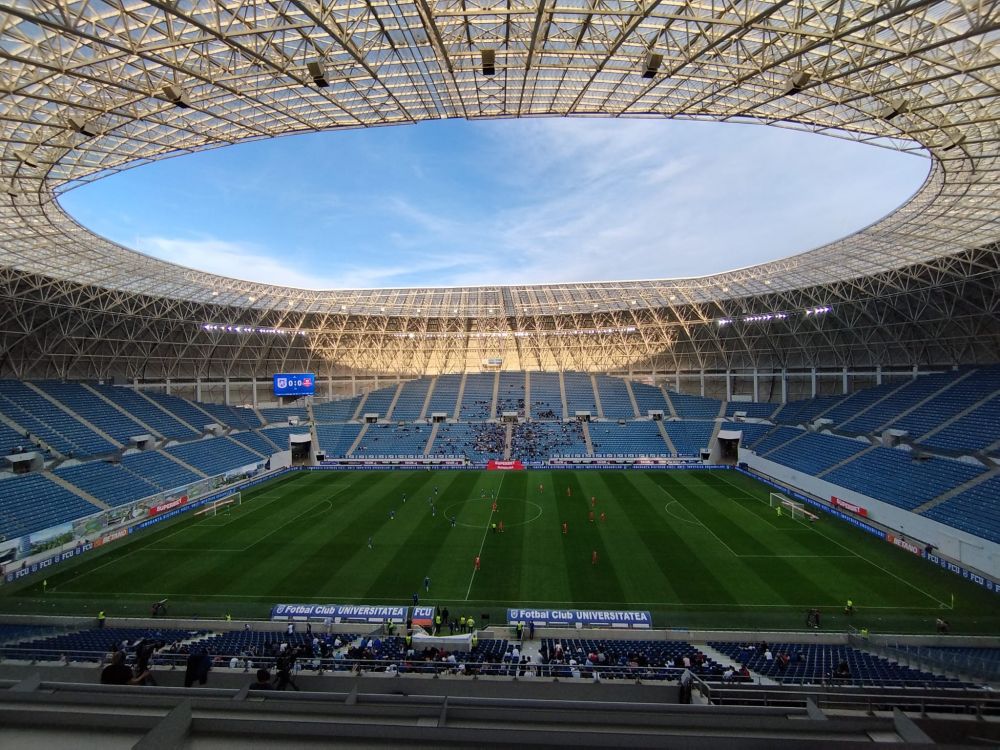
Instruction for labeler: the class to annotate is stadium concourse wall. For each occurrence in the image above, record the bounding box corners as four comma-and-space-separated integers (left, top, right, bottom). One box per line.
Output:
740, 450, 1000, 586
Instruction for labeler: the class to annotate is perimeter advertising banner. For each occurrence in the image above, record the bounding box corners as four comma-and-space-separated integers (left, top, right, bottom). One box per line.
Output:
831, 496, 868, 517
270, 603, 408, 623
487, 460, 525, 470
507, 608, 652, 628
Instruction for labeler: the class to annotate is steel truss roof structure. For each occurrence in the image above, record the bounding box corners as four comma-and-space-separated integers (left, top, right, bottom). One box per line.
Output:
0, 0, 997, 378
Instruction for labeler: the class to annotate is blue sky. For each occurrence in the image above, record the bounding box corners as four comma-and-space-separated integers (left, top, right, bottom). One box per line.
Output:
60, 118, 930, 289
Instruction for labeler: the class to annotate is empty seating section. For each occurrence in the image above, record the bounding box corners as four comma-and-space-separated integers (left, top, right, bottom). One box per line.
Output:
772, 394, 845, 425
839, 371, 958, 434
229, 430, 278, 456
889, 365, 1000, 442
432, 423, 503, 462
709, 642, 965, 687
315, 424, 362, 456
563, 372, 597, 416
0, 380, 114, 457
668, 392, 721, 419
595, 375, 634, 418
427, 374, 461, 418
460, 374, 495, 420
121, 451, 201, 490
821, 381, 901, 426
663, 421, 714, 455
589, 422, 666, 455
0, 421, 27, 456
512, 422, 586, 460
260, 407, 308, 424
824, 448, 985, 511
529, 373, 562, 420
630, 382, 668, 416
90, 385, 197, 439
497, 372, 526, 417
923, 476, 1000, 544
765, 432, 868, 475
34, 381, 149, 445
922, 395, 1000, 454
144, 392, 213, 431
184, 630, 358, 658
195, 401, 261, 430
54, 462, 159, 507
354, 423, 430, 456
3, 628, 199, 663
724, 401, 777, 418
0, 473, 99, 539
391, 379, 430, 421
165, 437, 261, 477
313, 396, 361, 423
360, 385, 397, 418
720, 422, 774, 448
751, 426, 804, 454
259, 425, 302, 450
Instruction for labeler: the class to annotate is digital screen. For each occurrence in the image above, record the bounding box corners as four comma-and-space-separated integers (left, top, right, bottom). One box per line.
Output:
273, 373, 315, 397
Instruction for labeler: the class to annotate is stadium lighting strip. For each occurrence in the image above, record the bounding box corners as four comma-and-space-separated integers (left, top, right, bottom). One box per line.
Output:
718, 307, 832, 327
199, 323, 639, 338
202, 324, 307, 336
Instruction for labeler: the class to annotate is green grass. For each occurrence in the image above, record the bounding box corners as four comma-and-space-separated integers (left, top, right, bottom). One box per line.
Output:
5, 469, 999, 633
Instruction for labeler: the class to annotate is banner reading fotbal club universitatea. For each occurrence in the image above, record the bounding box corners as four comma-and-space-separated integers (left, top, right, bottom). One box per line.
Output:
270, 603, 407, 623
507, 608, 652, 628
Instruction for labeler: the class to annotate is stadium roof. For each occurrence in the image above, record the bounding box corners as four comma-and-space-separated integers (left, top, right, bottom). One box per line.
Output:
0, 0, 996, 320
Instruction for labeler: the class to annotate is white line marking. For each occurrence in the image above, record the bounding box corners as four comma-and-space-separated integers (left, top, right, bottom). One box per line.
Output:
464, 473, 505, 600
656, 484, 740, 557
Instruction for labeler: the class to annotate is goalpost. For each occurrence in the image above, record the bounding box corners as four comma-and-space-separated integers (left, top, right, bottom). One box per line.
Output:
769, 492, 818, 522
195, 492, 242, 519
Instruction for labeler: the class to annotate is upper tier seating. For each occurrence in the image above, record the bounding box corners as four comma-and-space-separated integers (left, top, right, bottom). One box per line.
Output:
889, 365, 1000, 446
313, 396, 362, 423
823, 448, 985, 511
353, 423, 430, 456
839, 371, 961, 435
668, 392, 722, 419
258, 425, 303, 450
724, 401, 778, 419
663, 421, 715, 455
764, 432, 869, 476
720, 422, 773, 448
121, 451, 201, 491
751, 426, 804, 455
595, 375, 635, 419
772, 394, 846, 425
631, 382, 669, 417
54, 461, 159, 507
143, 392, 215, 431
432, 423, 504, 462
259, 406, 308, 424
391, 379, 430, 421
315, 423, 362, 456
229, 430, 278, 457
0, 421, 28, 457
426, 374, 461, 418
194, 401, 262, 430
89, 384, 197, 440
0, 472, 99, 539
0, 380, 115, 457
514, 422, 586, 459
497, 372, 526, 417
33, 381, 150, 446
563, 372, 597, 417
922, 476, 1000, 545
528, 372, 562, 420
589, 422, 667, 455
820, 381, 902, 426
360, 385, 397, 418
921, 394, 1000, 455
460, 374, 495, 420
165, 437, 262, 477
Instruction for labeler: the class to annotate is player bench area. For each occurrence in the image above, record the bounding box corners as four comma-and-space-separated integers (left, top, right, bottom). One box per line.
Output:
769, 492, 819, 522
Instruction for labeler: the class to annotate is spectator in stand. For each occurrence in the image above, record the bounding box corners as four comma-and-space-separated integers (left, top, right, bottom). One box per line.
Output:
249, 668, 273, 690
101, 650, 151, 685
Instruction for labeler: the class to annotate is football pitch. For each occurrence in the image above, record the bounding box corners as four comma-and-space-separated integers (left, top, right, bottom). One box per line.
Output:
6, 469, 999, 633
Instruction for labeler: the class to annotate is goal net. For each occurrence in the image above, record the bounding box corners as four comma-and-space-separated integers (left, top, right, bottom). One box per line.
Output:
769, 492, 814, 522
197, 492, 241, 518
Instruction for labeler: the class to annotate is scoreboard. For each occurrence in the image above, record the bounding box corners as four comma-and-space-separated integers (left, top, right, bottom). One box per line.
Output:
273, 373, 315, 397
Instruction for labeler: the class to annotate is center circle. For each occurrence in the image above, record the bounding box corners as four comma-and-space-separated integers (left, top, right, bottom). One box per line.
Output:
443, 497, 544, 528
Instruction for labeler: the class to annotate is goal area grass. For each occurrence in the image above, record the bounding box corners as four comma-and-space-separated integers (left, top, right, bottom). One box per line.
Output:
5, 469, 998, 634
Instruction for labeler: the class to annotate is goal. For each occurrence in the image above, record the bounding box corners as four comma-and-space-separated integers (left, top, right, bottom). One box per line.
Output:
195, 492, 242, 518
769, 492, 817, 522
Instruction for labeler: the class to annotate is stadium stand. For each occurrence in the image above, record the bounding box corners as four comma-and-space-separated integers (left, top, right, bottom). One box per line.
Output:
923, 476, 1000, 544
0, 380, 115, 457
426, 374, 461, 418
820, 381, 903, 426
89, 384, 198, 439
630, 381, 669, 417
515, 422, 586, 459
663, 421, 715, 455
888, 366, 1000, 442
353, 423, 431, 456
313, 396, 362, 423
589, 422, 667, 455
720, 422, 773, 448
194, 401, 262, 430
0, 472, 101, 539
432, 423, 504, 462
497, 372, 526, 417
259, 406, 308, 424
709, 642, 969, 687
921, 394, 1000, 454
764, 432, 869, 476
54, 461, 159, 507
143, 391, 214, 432
33, 381, 149, 445
724, 401, 778, 419
823, 448, 985, 511
258, 425, 304, 450
359, 385, 397, 418
771, 394, 846, 426
2, 627, 201, 663
459, 373, 495, 420
229, 430, 279, 457
0, 421, 28, 457
563, 372, 597, 416
749, 425, 804, 455
838, 371, 962, 435
165, 437, 262, 477
539, 638, 724, 681
595, 375, 635, 419
668, 392, 722, 419
315, 424, 363, 456
528, 372, 562, 420
391, 379, 430, 421
120, 450, 202, 490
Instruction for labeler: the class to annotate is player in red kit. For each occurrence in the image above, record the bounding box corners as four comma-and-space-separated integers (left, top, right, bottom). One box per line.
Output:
474, 556, 481, 570
491, 501, 497, 513
600, 511, 606, 523
588, 510, 595, 523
